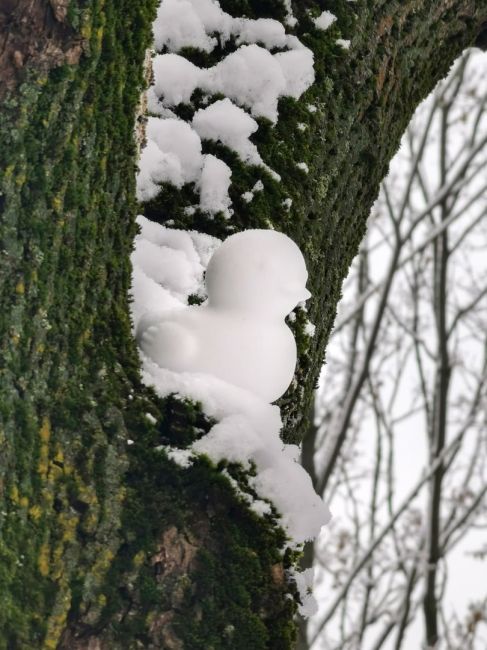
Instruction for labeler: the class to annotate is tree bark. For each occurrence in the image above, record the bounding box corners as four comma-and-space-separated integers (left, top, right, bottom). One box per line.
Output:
0, 1, 486, 648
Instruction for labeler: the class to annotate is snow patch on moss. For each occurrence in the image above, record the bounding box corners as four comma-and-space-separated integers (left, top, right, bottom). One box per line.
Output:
137, 0, 315, 215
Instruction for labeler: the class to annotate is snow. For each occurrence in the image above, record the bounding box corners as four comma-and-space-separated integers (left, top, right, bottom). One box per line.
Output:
292, 567, 319, 617
152, 54, 203, 106
139, 0, 316, 212
136, 140, 178, 202
140, 356, 329, 543
131, 219, 330, 544
336, 38, 351, 49
241, 181, 264, 203
146, 117, 203, 184
146, 43, 312, 124
154, 0, 298, 53
193, 99, 281, 181
153, 0, 216, 53
133, 0, 329, 579
314, 10, 337, 31
282, 197, 293, 210
236, 18, 287, 49
137, 118, 235, 216
297, 162, 309, 174
132, 238, 200, 296
274, 49, 315, 101
159, 445, 194, 468
304, 320, 316, 337
137, 229, 311, 401
282, 0, 297, 27
130, 215, 219, 325
198, 154, 233, 218
193, 99, 262, 167
208, 45, 288, 123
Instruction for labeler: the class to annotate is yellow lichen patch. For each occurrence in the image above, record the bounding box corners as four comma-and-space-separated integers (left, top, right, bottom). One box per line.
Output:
15, 172, 27, 187
62, 459, 74, 476
60, 511, 79, 544
82, 509, 99, 533
98, 593, 107, 607
29, 504, 43, 521
9, 485, 20, 504
51, 544, 65, 581
40, 417, 51, 443
3, 164, 14, 179
74, 475, 98, 507
92, 547, 115, 578
15, 280, 25, 295
42, 585, 72, 650
80, 22, 92, 40
19, 495, 29, 508
133, 550, 146, 568
96, 26, 105, 47
38, 417, 51, 479
38, 542, 50, 577
51, 195, 63, 212
80, 328, 92, 343
11, 333, 20, 346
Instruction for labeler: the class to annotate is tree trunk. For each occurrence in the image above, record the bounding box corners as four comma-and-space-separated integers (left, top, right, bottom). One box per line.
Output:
1, 1, 485, 648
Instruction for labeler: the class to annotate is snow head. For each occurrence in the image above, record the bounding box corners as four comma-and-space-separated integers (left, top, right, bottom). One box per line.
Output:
137, 229, 311, 402
206, 229, 311, 317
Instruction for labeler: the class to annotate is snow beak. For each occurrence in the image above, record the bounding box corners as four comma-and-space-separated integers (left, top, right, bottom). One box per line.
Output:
300, 288, 311, 302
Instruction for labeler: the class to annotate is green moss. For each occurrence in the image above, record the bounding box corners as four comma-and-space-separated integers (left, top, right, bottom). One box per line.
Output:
1, 0, 483, 645
0, 0, 158, 645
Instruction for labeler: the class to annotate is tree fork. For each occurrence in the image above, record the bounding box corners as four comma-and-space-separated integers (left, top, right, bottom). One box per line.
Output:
0, 1, 486, 648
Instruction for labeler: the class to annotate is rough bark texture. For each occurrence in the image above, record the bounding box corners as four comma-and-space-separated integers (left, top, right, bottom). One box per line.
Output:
0, 0, 486, 648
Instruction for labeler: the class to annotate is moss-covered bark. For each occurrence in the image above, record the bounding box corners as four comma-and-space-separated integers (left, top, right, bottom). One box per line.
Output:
0, 1, 485, 648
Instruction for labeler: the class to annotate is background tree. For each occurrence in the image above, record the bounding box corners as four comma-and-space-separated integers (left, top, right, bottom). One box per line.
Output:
301, 50, 487, 650
1, 1, 486, 648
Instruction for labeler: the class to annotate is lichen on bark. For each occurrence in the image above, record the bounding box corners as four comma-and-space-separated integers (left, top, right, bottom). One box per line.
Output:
1, 0, 486, 648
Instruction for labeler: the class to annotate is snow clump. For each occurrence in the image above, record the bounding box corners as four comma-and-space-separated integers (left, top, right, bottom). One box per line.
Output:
314, 10, 337, 31
137, 229, 311, 402
137, 0, 315, 214
131, 218, 330, 545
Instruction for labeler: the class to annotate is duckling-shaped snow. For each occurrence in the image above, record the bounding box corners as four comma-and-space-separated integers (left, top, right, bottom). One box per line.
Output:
137, 229, 310, 402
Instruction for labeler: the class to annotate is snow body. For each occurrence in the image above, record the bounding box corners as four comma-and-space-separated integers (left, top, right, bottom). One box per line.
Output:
137, 229, 311, 402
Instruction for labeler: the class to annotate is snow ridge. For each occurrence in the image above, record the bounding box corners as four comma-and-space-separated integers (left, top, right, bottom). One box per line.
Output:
136, 0, 315, 215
